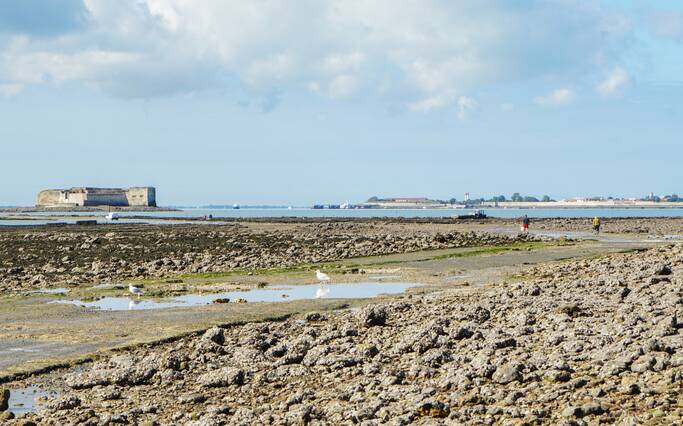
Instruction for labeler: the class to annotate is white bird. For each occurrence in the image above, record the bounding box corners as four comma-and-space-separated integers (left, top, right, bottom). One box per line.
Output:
315, 270, 330, 283
128, 284, 143, 298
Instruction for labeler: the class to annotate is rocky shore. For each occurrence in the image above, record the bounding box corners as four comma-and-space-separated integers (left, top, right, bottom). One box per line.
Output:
5, 242, 682, 424
0, 222, 537, 293
516, 217, 683, 235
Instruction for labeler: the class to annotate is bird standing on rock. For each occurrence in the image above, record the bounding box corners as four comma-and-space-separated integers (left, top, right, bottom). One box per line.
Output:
315, 270, 330, 283
128, 284, 143, 298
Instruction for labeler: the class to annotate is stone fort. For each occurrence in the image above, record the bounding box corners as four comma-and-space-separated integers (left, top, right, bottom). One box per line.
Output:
36, 187, 156, 207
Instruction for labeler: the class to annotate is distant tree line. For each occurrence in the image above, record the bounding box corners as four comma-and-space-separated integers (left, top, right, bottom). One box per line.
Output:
642, 194, 681, 202
435, 193, 557, 205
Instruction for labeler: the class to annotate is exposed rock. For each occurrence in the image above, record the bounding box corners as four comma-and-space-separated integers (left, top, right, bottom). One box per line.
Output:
492, 364, 522, 384
202, 326, 225, 345
356, 305, 387, 327
198, 367, 245, 387
0, 388, 8, 411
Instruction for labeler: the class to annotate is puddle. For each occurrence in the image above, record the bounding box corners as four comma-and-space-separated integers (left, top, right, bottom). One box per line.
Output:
7, 386, 58, 415
29, 288, 69, 295
7, 347, 41, 353
50, 282, 420, 311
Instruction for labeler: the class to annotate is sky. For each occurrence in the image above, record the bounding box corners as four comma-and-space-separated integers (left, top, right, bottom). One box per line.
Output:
2, 0, 683, 206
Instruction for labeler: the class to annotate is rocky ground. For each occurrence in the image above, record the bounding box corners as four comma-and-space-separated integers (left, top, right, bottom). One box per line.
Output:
4, 242, 682, 425
0, 222, 537, 293
514, 217, 683, 235
182, 216, 683, 235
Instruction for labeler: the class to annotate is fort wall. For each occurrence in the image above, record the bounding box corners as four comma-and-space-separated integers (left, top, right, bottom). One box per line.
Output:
36, 187, 156, 207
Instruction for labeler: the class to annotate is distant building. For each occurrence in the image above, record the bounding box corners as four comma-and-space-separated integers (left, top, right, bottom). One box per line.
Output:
36, 187, 156, 207
378, 197, 433, 204
363, 197, 441, 208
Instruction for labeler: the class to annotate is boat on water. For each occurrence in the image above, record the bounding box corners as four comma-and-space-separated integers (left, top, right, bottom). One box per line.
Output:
105, 212, 119, 221
232, 204, 240, 209
457, 209, 487, 219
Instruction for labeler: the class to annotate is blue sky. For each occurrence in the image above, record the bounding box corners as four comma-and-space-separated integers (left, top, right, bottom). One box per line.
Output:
1, 0, 683, 206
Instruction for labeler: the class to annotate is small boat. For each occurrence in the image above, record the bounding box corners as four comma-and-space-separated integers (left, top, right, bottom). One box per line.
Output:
105, 212, 119, 221
457, 209, 487, 219
232, 204, 240, 209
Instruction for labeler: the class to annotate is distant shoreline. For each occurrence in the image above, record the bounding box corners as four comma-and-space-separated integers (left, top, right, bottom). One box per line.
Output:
362, 201, 683, 210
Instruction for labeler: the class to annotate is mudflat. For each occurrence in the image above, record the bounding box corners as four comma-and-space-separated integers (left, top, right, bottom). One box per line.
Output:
0, 218, 680, 424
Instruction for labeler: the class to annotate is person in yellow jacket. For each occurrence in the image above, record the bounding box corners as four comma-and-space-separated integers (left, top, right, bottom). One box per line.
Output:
592, 217, 601, 234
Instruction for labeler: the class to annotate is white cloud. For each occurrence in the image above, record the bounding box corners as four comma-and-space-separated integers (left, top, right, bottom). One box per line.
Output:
322, 52, 365, 74
0, 0, 630, 109
597, 67, 628, 96
328, 74, 357, 98
535, 88, 575, 106
245, 54, 296, 85
409, 92, 456, 113
457, 96, 477, 120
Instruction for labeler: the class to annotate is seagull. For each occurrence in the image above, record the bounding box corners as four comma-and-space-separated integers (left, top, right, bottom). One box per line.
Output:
315, 270, 330, 283
128, 284, 143, 298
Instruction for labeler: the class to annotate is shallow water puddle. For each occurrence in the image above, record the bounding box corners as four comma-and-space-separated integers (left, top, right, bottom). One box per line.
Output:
51, 282, 420, 311
8, 386, 58, 415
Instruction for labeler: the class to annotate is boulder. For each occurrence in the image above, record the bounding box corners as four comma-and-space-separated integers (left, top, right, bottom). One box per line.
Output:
198, 367, 245, 387
492, 364, 522, 384
356, 305, 387, 327
0, 388, 8, 411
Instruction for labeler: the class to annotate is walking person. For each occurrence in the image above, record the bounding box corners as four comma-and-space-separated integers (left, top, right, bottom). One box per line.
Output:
521, 215, 530, 232
592, 216, 601, 235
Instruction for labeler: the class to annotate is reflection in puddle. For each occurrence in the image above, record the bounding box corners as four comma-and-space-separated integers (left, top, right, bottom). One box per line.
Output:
315, 287, 330, 298
50, 282, 419, 311
8, 386, 58, 415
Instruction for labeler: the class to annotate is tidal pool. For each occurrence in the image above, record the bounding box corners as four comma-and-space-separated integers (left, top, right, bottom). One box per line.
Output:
51, 282, 420, 311
7, 386, 58, 415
